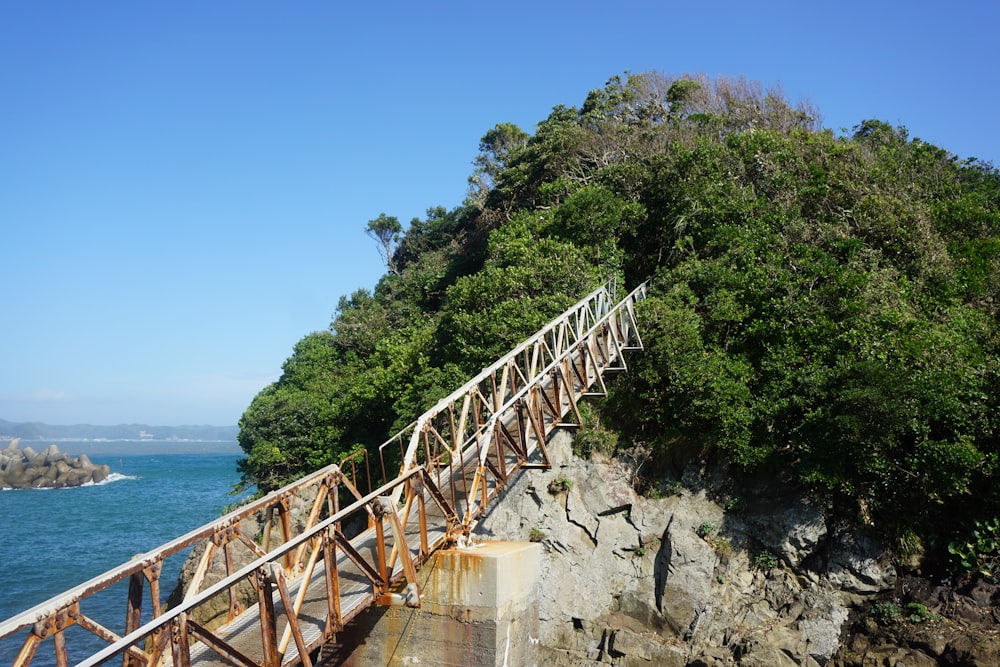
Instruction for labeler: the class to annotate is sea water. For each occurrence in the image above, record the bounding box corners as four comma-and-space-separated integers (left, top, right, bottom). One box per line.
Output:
0, 441, 251, 665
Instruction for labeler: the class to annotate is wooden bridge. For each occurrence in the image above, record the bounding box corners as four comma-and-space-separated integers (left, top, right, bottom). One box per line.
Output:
0, 280, 647, 667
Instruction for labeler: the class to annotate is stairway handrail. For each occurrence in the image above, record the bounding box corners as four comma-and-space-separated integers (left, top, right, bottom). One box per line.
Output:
397, 280, 626, 474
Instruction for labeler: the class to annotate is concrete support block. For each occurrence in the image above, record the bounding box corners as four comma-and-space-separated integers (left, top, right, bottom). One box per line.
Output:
330, 541, 541, 667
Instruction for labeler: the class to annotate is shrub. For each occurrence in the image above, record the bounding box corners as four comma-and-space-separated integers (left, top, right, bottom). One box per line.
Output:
643, 478, 683, 499
752, 550, 780, 570
661, 480, 684, 496
696, 522, 717, 538
948, 517, 1000, 580
725, 496, 747, 514
871, 601, 902, 625
906, 602, 937, 623
710, 537, 734, 559
572, 403, 619, 459
615, 443, 653, 488
547, 477, 574, 494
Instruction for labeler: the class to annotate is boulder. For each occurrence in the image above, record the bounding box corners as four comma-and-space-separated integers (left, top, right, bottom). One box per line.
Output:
798, 590, 851, 663
5, 455, 25, 478
743, 495, 827, 568
64, 468, 93, 486
656, 517, 717, 636
820, 523, 895, 594
42, 444, 69, 465
0, 442, 111, 489
737, 638, 800, 667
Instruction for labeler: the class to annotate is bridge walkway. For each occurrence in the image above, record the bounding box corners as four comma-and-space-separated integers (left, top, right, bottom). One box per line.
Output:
189, 392, 542, 667
0, 280, 647, 667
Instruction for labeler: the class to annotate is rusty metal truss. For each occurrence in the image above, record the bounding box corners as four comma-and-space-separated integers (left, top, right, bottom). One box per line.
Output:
0, 280, 647, 667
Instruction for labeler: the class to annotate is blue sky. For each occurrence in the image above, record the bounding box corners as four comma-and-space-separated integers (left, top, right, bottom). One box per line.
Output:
2, 1, 997, 427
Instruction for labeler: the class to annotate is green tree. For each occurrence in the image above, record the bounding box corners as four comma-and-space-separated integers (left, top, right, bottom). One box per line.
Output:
470, 123, 530, 204
366, 213, 403, 275
237, 332, 345, 491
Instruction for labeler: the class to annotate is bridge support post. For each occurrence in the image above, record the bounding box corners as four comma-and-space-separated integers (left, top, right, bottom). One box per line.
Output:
329, 541, 541, 667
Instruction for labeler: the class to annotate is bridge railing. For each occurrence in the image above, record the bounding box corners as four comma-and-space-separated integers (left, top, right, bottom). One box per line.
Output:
0, 452, 391, 667
0, 279, 648, 667
77, 464, 431, 667
385, 279, 647, 534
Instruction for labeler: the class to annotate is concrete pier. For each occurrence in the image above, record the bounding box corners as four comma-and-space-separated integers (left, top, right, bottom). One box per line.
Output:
329, 541, 541, 666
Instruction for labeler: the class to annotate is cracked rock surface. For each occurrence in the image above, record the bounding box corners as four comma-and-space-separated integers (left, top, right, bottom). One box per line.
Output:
474, 430, 895, 666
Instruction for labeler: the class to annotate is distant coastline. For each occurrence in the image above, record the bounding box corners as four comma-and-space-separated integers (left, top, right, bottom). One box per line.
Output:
0, 418, 238, 443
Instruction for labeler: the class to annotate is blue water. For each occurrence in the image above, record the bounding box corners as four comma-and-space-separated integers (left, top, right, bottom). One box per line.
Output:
0, 441, 250, 666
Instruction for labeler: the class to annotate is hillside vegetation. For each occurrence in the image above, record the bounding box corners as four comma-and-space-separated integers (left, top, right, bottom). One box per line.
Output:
237, 72, 1000, 575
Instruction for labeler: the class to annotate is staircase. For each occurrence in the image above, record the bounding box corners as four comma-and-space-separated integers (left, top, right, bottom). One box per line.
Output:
0, 280, 648, 667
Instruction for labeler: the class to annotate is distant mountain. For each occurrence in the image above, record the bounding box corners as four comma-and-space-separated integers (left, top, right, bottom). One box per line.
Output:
0, 418, 238, 442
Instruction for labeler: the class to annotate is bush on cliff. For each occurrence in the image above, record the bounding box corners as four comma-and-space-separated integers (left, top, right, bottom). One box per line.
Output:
237, 71, 1000, 571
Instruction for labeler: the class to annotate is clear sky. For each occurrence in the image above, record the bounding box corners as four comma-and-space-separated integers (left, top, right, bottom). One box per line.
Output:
2, 1, 997, 427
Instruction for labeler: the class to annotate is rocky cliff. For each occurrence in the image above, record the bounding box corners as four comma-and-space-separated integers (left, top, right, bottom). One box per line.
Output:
474, 431, 894, 666
473, 431, 1000, 666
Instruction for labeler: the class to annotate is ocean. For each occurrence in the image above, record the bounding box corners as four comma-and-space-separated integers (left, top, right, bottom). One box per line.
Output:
0, 440, 251, 666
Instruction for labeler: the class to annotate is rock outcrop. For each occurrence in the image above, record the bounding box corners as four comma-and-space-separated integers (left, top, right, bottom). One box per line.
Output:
474, 431, 896, 666
831, 576, 1000, 666
0, 440, 110, 489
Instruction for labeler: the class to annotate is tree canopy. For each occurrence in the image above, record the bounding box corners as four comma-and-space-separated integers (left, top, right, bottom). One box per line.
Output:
237, 71, 1000, 573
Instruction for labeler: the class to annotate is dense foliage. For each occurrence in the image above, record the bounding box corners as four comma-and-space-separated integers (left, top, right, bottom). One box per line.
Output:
238, 72, 1000, 571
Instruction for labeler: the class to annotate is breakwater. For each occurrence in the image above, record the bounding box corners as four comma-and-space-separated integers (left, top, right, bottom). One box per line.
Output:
0, 440, 110, 488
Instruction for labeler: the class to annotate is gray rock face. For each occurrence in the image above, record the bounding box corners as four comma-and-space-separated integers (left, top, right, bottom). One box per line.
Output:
473, 430, 897, 666
743, 495, 827, 568
0, 439, 111, 489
